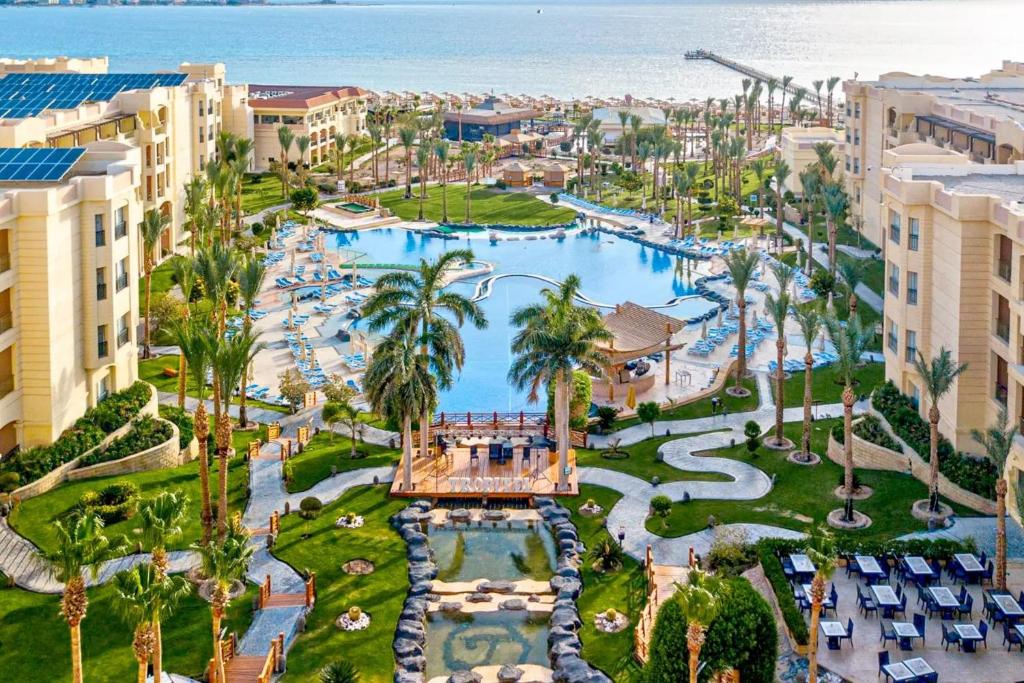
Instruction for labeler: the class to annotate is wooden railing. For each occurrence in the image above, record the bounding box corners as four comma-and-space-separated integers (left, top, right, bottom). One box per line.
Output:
432, 411, 548, 431
257, 574, 272, 610
207, 632, 238, 681
257, 632, 285, 683
269, 510, 280, 535
305, 572, 317, 608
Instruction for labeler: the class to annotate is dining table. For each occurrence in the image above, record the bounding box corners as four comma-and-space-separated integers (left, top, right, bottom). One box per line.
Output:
891, 621, 922, 651
871, 584, 902, 618
855, 554, 887, 583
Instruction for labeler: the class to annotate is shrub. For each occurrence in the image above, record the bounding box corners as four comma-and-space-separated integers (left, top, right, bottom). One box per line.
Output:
595, 406, 619, 432
832, 415, 903, 453
549, 192, 560, 203
809, 269, 835, 298
80, 416, 174, 467
873, 381, 996, 499
78, 481, 140, 524
701, 578, 777, 683
251, 222, 265, 236
495, 179, 507, 190
319, 659, 360, 683
318, 182, 336, 195
757, 543, 808, 645
0, 471, 20, 493
160, 406, 195, 449
706, 527, 757, 578
744, 420, 761, 454
649, 495, 672, 517
300, 496, 323, 519
644, 597, 688, 683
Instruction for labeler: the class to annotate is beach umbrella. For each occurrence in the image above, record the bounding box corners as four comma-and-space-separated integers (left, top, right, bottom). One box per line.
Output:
320, 284, 326, 302
300, 343, 307, 361
291, 291, 298, 311
701, 319, 708, 339
288, 309, 294, 330
752, 310, 758, 325
716, 308, 723, 326
290, 250, 296, 274
625, 385, 637, 410
310, 347, 317, 368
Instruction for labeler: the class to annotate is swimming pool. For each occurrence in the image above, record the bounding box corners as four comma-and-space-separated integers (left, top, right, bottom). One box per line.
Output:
337, 201, 374, 213
329, 227, 717, 412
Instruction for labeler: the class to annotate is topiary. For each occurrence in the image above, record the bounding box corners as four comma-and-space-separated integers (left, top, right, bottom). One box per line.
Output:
649, 495, 672, 517
299, 496, 323, 519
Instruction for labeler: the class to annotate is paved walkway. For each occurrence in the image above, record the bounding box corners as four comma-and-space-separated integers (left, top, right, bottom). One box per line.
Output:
899, 515, 1024, 560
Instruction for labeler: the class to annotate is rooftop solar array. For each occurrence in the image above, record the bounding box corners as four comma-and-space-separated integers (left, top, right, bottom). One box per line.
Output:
0, 147, 86, 182
0, 72, 189, 120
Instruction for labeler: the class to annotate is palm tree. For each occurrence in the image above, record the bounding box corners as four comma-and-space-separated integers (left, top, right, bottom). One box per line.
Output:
779, 75, 793, 131
825, 313, 871, 520
723, 249, 760, 394
364, 329, 439, 492
277, 125, 295, 198
805, 526, 837, 683
195, 242, 239, 335
415, 145, 430, 220
674, 569, 723, 683
508, 275, 611, 491
193, 531, 255, 683
765, 265, 794, 448
237, 257, 267, 428
971, 408, 1017, 590
617, 109, 630, 166
825, 76, 841, 127
346, 135, 361, 185
183, 176, 208, 255
324, 400, 362, 458
319, 660, 361, 683
913, 348, 969, 513
113, 561, 191, 683
799, 167, 822, 274
46, 514, 128, 683
362, 249, 486, 462
332, 132, 349, 185
462, 146, 477, 223
172, 258, 196, 409
822, 182, 848, 277
230, 137, 254, 234
793, 303, 824, 462
139, 491, 188, 580
434, 140, 450, 223
140, 209, 171, 358
170, 316, 215, 542
812, 79, 824, 120
399, 124, 417, 199
837, 259, 865, 316
772, 162, 791, 253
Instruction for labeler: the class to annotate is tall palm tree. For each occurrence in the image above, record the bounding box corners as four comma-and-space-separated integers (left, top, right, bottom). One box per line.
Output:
140, 209, 171, 358
629, 114, 643, 169
822, 182, 848, 277
237, 257, 267, 428
46, 514, 128, 683
195, 242, 239, 335
367, 121, 382, 187
799, 167, 822, 275
793, 303, 824, 462
276, 125, 294, 198
766, 78, 778, 132
971, 408, 1017, 590
837, 259, 865, 316
508, 275, 611, 491
674, 569, 723, 683
170, 316, 215, 542
172, 258, 196, 409
805, 526, 837, 683
772, 162, 791, 253
462, 146, 477, 222
434, 140, 451, 223
183, 176, 208, 255
617, 109, 630, 166
295, 135, 312, 186
230, 137, 254, 234
779, 76, 793, 131
362, 250, 486, 461
415, 145, 430, 220
346, 135, 361, 185
723, 249, 760, 394
113, 561, 191, 683
812, 79, 824, 120
399, 124, 417, 199
825, 313, 871, 520
825, 76, 841, 127
332, 132, 349, 185
192, 531, 255, 683
364, 329, 440, 492
913, 348, 969, 513
765, 264, 794, 447
139, 491, 188, 579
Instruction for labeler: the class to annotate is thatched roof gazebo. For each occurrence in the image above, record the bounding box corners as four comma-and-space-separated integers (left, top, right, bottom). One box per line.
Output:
597, 302, 685, 401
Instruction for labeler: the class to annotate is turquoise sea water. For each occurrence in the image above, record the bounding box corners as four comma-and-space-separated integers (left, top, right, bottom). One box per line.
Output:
1, 1, 1020, 99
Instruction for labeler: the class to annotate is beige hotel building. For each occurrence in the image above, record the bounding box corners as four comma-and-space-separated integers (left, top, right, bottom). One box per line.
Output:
0, 57, 250, 454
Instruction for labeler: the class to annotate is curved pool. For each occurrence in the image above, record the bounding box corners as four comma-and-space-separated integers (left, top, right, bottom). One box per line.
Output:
329, 227, 717, 412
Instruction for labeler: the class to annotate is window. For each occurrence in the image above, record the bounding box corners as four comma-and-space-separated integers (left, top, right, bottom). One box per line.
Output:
259, 115, 280, 125
997, 234, 1012, 282
910, 383, 920, 410
888, 262, 900, 297
889, 210, 901, 245
853, 158, 860, 174
98, 374, 110, 401
94, 214, 105, 247
116, 258, 128, 292
887, 319, 899, 352
907, 271, 918, 305
199, 127, 204, 143
905, 330, 917, 362
854, 102, 861, 119
854, 131, 860, 146
97, 325, 108, 358
117, 313, 130, 348
96, 268, 107, 301
994, 353, 1008, 405
909, 218, 920, 251
198, 100, 204, 117
114, 206, 127, 239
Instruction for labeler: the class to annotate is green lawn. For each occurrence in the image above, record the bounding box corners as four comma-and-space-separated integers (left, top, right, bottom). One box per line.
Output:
0, 580, 254, 682
286, 431, 399, 493
272, 485, 407, 682
241, 174, 289, 214
835, 250, 884, 297
644, 419, 977, 542
572, 485, 646, 683
139, 356, 290, 415
575, 433, 732, 484
379, 186, 577, 225
773, 361, 885, 408
9, 441, 253, 556
600, 376, 759, 433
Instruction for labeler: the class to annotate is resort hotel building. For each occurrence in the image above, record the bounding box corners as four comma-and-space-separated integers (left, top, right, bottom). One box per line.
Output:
0, 56, 250, 454
247, 84, 368, 172
843, 60, 1024, 246
778, 125, 845, 196
443, 96, 540, 142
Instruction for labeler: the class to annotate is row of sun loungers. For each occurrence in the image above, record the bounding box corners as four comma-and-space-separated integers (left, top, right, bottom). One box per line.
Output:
767, 351, 840, 374
557, 192, 655, 221
343, 353, 366, 370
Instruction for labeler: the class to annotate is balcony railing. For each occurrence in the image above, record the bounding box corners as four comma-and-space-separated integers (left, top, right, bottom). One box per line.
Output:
116, 273, 129, 292
996, 320, 1010, 342
998, 260, 1012, 282
117, 328, 130, 347
995, 382, 1008, 405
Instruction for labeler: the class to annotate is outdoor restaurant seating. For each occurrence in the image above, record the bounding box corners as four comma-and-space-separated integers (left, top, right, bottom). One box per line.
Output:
1002, 622, 1024, 651
941, 624, 960, 651
880, 620, 899, 647
858, 584, 879, 617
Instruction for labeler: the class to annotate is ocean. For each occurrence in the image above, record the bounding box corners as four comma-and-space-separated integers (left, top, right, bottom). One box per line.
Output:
0, 0, 1020, 99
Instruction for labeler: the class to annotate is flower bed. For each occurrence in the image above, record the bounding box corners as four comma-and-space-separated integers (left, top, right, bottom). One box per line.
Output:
0, 382, 153, 485
872, 381, 997, 499
80, 416, 174, 467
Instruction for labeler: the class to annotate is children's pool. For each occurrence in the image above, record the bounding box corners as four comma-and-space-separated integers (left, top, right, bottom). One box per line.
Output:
429, 521, 558, 583
329, 227, 718, 412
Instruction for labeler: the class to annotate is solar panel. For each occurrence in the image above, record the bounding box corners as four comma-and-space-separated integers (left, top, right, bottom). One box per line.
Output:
0, 72, 189, 119
0, 147, 86, 182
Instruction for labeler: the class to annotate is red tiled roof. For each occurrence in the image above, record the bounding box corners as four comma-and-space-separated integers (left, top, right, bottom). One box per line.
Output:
247, 84, 367, 109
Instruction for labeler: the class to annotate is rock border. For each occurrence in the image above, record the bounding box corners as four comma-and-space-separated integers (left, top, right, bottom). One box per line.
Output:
391, 500, 436, 682
786, 451, 821, 466
833, 485, 874, 501
826, 508, 872, 530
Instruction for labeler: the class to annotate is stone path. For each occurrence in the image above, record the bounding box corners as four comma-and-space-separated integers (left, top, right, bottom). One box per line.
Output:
899, 515, 1024, 560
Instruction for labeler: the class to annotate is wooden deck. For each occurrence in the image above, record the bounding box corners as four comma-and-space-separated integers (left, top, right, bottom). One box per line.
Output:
389, 444, 578, 498
634, 545, 692, 664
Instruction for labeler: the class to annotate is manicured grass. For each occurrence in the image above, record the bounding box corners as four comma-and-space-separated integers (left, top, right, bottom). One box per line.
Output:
139, 356, 290, 414
9, 445, 253, 556
835, 250, 884, 297
241, 174, 289, 214
773, 361, 886, 408
272, 485, 408, 682
0, 580, 254, 681
379, 186, 577, 225
575, 433, 732, 484
571, 485, 646, 683
643, 419, 977, 542
601, 376, 759, 433
286, 431, 399, 493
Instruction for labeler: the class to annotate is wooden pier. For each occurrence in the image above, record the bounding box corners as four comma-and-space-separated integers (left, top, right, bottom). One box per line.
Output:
684, 50, 810, 97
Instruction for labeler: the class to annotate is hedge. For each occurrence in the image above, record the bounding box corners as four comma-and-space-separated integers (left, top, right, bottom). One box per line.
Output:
159, 406, 195, 450
80, 416, 174, 467
757, 543, 809, 645
831, 414, 904, 453
0, 381, 152, 484
872, 381, 997, 499
78, 481, 140, 524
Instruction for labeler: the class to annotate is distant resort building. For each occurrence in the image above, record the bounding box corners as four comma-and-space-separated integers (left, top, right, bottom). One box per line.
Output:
778, 125, 845, 196
443, 96, 540, 142
498, 128, 545, 157
592, 106, 667, 143
248, 84, 368, 171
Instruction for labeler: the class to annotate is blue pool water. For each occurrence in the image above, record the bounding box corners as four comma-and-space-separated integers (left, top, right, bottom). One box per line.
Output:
331, 227, 717, 412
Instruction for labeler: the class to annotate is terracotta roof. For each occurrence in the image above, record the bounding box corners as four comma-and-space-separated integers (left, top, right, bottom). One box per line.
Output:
247, 84, 367, 109
599, 302, 684, 361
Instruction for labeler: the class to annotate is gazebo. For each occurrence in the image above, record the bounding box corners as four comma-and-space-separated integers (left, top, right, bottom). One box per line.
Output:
543, 162, 571, 189
739, 215, 771, 237
597, 302, 685, 401
503, 161, 532, 187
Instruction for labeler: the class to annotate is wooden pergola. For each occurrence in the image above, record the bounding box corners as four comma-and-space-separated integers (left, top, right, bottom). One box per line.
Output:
598, 302, 685, 401
739, 215, 771, 236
